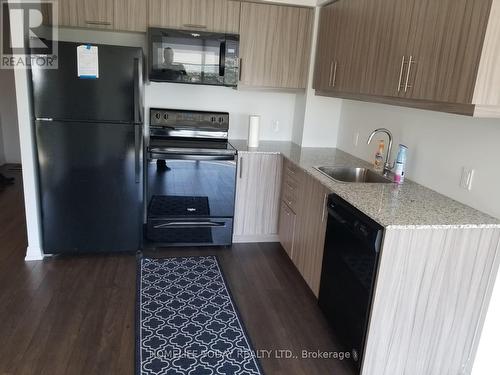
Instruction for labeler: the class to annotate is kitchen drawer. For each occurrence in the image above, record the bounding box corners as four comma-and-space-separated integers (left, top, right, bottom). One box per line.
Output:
283, 158, 300, 184
281, 158, 301, 212
282, 180, 298, 212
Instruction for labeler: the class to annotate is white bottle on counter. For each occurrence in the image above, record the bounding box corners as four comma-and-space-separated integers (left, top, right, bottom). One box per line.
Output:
394, 144, 408, 184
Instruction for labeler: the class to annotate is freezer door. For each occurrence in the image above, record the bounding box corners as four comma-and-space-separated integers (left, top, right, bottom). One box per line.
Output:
36, 121, 143, 254
31, 41, 143, 123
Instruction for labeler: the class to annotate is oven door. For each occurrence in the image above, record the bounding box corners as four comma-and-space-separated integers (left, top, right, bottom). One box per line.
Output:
146, 150, 237, 246
148, 28, 239, 87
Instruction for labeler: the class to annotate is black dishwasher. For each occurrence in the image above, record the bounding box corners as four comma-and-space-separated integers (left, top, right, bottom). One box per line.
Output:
318, 194, 384, 371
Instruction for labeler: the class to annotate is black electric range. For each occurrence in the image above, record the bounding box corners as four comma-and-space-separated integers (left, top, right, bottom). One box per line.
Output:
145, 108, 237, 247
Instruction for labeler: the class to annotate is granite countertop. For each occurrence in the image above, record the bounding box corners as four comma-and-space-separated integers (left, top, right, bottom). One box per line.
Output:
229, 140, 500, 228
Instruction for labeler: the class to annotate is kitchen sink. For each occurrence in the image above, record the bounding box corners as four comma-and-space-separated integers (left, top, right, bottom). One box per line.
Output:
315, 166, 393, 184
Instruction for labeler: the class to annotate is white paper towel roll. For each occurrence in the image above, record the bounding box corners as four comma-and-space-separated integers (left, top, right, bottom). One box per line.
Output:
248, 115, 260, 148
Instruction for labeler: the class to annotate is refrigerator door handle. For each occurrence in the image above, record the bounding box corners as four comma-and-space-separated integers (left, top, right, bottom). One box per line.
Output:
133, 57, 142, 124
134, 125, 141, 184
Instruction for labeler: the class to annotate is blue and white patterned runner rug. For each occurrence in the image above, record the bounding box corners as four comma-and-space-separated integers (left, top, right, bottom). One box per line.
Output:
136, 256, 264, 375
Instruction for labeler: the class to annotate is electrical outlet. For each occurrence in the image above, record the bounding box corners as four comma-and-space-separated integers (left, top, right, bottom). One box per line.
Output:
353, 132, 360, 147
272, 120, 280, 133
460, 167, 475, 191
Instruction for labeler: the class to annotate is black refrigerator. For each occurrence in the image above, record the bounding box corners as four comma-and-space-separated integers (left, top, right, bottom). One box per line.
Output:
31, 41, 144, 254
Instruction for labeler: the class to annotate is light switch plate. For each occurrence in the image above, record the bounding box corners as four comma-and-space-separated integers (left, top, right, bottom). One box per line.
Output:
460, 167, 475, 191
353, 132, 359, 147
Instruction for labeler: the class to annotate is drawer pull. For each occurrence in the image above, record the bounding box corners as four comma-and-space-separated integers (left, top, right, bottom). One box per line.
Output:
183, 23, 207, 29
85, 20, 112, 26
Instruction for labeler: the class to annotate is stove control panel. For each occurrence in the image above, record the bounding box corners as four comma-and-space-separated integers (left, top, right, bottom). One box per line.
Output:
150, 108, 229, 131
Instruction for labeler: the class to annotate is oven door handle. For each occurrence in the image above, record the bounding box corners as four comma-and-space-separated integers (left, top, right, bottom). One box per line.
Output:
149, 152, 236, 161
154, 221, 227, 229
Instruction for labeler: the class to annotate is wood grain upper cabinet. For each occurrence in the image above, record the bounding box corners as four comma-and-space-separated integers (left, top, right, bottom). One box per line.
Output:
314, 0, 500, 116
313, 2, 338, 91
55, 0, 79, 27
360, 0, 414, 97
403, 0, 492, 103
78, 0, 114, 29
334, 0, 375, 93
114, 0, 147, 32
233, 153, 282, 240
315, 0, 384, 94
148, 0, 240, 33
239, 2, 314, 89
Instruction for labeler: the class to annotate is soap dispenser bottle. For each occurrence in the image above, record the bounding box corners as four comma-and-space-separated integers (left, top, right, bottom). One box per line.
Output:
394, 144, 408, 184
374, 140, 385, 172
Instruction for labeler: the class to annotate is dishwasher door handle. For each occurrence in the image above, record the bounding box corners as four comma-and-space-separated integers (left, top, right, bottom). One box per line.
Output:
327, 206, 348, 225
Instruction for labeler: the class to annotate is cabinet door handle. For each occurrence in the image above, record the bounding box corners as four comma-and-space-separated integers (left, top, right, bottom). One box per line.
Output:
404, 55, 415, 92
332, 61, 338, 88
85, 20, 112, 26
329, 60, 337, 87
183, 23, 207, 29
329, 61, 334, 86
322, 193, 328, 223
239, 156, 243, 178
397, 56, 406, 92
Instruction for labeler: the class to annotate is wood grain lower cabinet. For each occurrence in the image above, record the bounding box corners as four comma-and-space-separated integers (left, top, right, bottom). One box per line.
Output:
148, 0, 240, 33
292, 172, 329, 297
278, 201, 296, 259
233, 153, 282, 241
363, 227, 500, 374
278, 158, 330, 297
239, 2, 314, 89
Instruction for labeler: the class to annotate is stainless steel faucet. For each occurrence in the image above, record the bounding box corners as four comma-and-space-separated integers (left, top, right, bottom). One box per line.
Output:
367, 128, 394, 174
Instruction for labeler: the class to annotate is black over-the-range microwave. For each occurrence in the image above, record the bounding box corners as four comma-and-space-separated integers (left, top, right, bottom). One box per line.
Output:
148, 27, 240, 87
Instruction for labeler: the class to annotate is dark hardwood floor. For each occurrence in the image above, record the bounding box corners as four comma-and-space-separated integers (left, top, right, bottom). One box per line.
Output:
0, 166, 355, 375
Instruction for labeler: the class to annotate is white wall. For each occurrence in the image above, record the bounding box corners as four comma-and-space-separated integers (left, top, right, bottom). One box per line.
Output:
0, 68, 22, 164
337, 100, 500, 219
146, 84, 298, 140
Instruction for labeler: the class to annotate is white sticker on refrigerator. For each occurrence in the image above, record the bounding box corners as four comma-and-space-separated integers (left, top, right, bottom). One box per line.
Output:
77, 45, 99, 79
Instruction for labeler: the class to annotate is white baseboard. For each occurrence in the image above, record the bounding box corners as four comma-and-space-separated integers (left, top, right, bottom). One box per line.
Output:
24, 246, 44, 261
232, 234, 280, 243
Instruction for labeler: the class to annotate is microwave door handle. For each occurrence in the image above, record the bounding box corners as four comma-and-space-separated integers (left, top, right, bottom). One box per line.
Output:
219, 41, 226, 77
